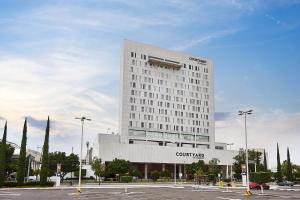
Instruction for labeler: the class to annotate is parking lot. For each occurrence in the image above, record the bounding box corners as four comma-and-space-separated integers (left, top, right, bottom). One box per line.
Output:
1, 185, 300, 200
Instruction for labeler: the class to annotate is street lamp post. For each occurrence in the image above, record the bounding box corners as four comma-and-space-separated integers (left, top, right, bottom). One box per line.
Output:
238, 110, 253, 196
75, 116, 91, 193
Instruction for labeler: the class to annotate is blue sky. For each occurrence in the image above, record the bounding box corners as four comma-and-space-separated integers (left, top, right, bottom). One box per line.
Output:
0, 0, 300, 168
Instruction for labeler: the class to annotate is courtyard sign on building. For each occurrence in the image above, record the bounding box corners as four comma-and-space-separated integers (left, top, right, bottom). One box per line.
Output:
176, 152, 204, 159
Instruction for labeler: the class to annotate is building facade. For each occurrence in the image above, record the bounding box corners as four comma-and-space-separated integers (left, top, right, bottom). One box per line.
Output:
93, 40, 238, 179
120, 40, 215, 149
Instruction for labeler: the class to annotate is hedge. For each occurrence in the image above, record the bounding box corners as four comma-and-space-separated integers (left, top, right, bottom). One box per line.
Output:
120, 176, 133, 183
3, 181, 55, 187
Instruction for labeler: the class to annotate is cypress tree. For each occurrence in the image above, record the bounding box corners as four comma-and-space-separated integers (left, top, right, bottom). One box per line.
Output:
40, 116, 50, 186
276, 143, 282, 182
263, 149, 268, 171
0, 121, 7, 187
287, 147, 293, 181
17, 119, 27, 185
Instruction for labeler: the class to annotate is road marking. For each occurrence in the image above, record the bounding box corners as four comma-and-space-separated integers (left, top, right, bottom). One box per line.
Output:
0, 193, 21, 196
216, 197, 241, 200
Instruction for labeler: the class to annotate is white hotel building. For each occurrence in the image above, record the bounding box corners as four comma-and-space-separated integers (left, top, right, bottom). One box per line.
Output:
93, 40, 237, 178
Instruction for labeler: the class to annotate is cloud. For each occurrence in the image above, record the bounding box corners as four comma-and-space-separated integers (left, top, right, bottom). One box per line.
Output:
265, 14, 282, 25
172, 29, 241, 50
0, 116, 5, 121
215, 112, 232, 121
215, 110, 300, 167
26, 116, 51, 131
0, 0, 299, 158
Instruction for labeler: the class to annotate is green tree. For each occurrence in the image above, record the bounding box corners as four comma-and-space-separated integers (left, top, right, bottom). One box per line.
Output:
130, 167, 141, 178
40, 117, 50, 186
276, 143, 282, 182
17, 119, 27, 185
4, 144, 16, 176
233, 148, 263, 179
286, 147, 293, 181
263, 149, 268, 172
91, 158, 105, 185
208, 158, 221, 177
294, 165, 300, 179
48, 152, 79, 182
186, 160, 209, 179
282, 160, 296, 180
255, 150, 264, 172
106, 158, 132, 177
0, 121, 7, 187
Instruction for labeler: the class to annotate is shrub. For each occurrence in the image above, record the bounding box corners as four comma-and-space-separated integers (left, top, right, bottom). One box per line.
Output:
130, 168, 142, 178
120, 176, 133, 183
161, 170, 171, 178
4, 182, 18, 187
250, 172, 271, 184
208, 174, 217, 182
150, 171, 160, 181
4, 181, 54, 187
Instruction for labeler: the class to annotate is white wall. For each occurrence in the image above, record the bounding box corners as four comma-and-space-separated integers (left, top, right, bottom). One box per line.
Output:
97, 134, 237, 166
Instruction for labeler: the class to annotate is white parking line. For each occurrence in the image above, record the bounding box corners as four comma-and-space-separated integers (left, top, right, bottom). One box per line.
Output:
0, 193, 21, 196
216, 197, 241, 200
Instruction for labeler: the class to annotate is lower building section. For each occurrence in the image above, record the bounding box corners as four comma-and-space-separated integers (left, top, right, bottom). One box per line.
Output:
92, 133, 238, 178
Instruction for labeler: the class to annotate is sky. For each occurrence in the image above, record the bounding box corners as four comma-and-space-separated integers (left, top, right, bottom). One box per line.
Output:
0, 0, 300, 168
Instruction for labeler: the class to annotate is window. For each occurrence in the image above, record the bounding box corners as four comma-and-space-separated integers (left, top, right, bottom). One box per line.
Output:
215, 146, 224, 150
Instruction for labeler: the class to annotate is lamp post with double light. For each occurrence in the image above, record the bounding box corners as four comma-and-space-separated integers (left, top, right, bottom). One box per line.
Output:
75, 116, 91, 193
238, 110, 253, 196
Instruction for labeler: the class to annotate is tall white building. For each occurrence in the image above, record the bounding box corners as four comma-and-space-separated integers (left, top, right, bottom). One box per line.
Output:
93, 40, 238, 179
120, 40, 215, 149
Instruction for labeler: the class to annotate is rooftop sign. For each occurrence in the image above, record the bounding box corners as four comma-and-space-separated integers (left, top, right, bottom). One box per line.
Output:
189, 57, 207, 64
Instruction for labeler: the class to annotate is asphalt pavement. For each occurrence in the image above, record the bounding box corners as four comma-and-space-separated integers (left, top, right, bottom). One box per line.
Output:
1, 185, 300, 200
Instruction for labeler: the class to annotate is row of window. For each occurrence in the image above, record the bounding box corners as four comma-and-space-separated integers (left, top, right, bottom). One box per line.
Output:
131, 73, 209, 88
129, 121, 209, 133
129, 113, 210, 125
130, 89, 210, 103
131, 64, 209, 81
128, 128, 210, 140
130, 104, 210, 117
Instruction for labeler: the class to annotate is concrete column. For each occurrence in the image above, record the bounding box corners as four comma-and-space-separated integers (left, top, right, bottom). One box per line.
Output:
179, 164, 182, 179
144, 164, 148, 180
226, 165, 229, 179
184, 163, 187, 179
162, 164, 166, 171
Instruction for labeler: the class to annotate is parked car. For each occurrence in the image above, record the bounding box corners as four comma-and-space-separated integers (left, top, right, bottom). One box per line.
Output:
278, 181, 294, 186
249, 182, 270, 190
